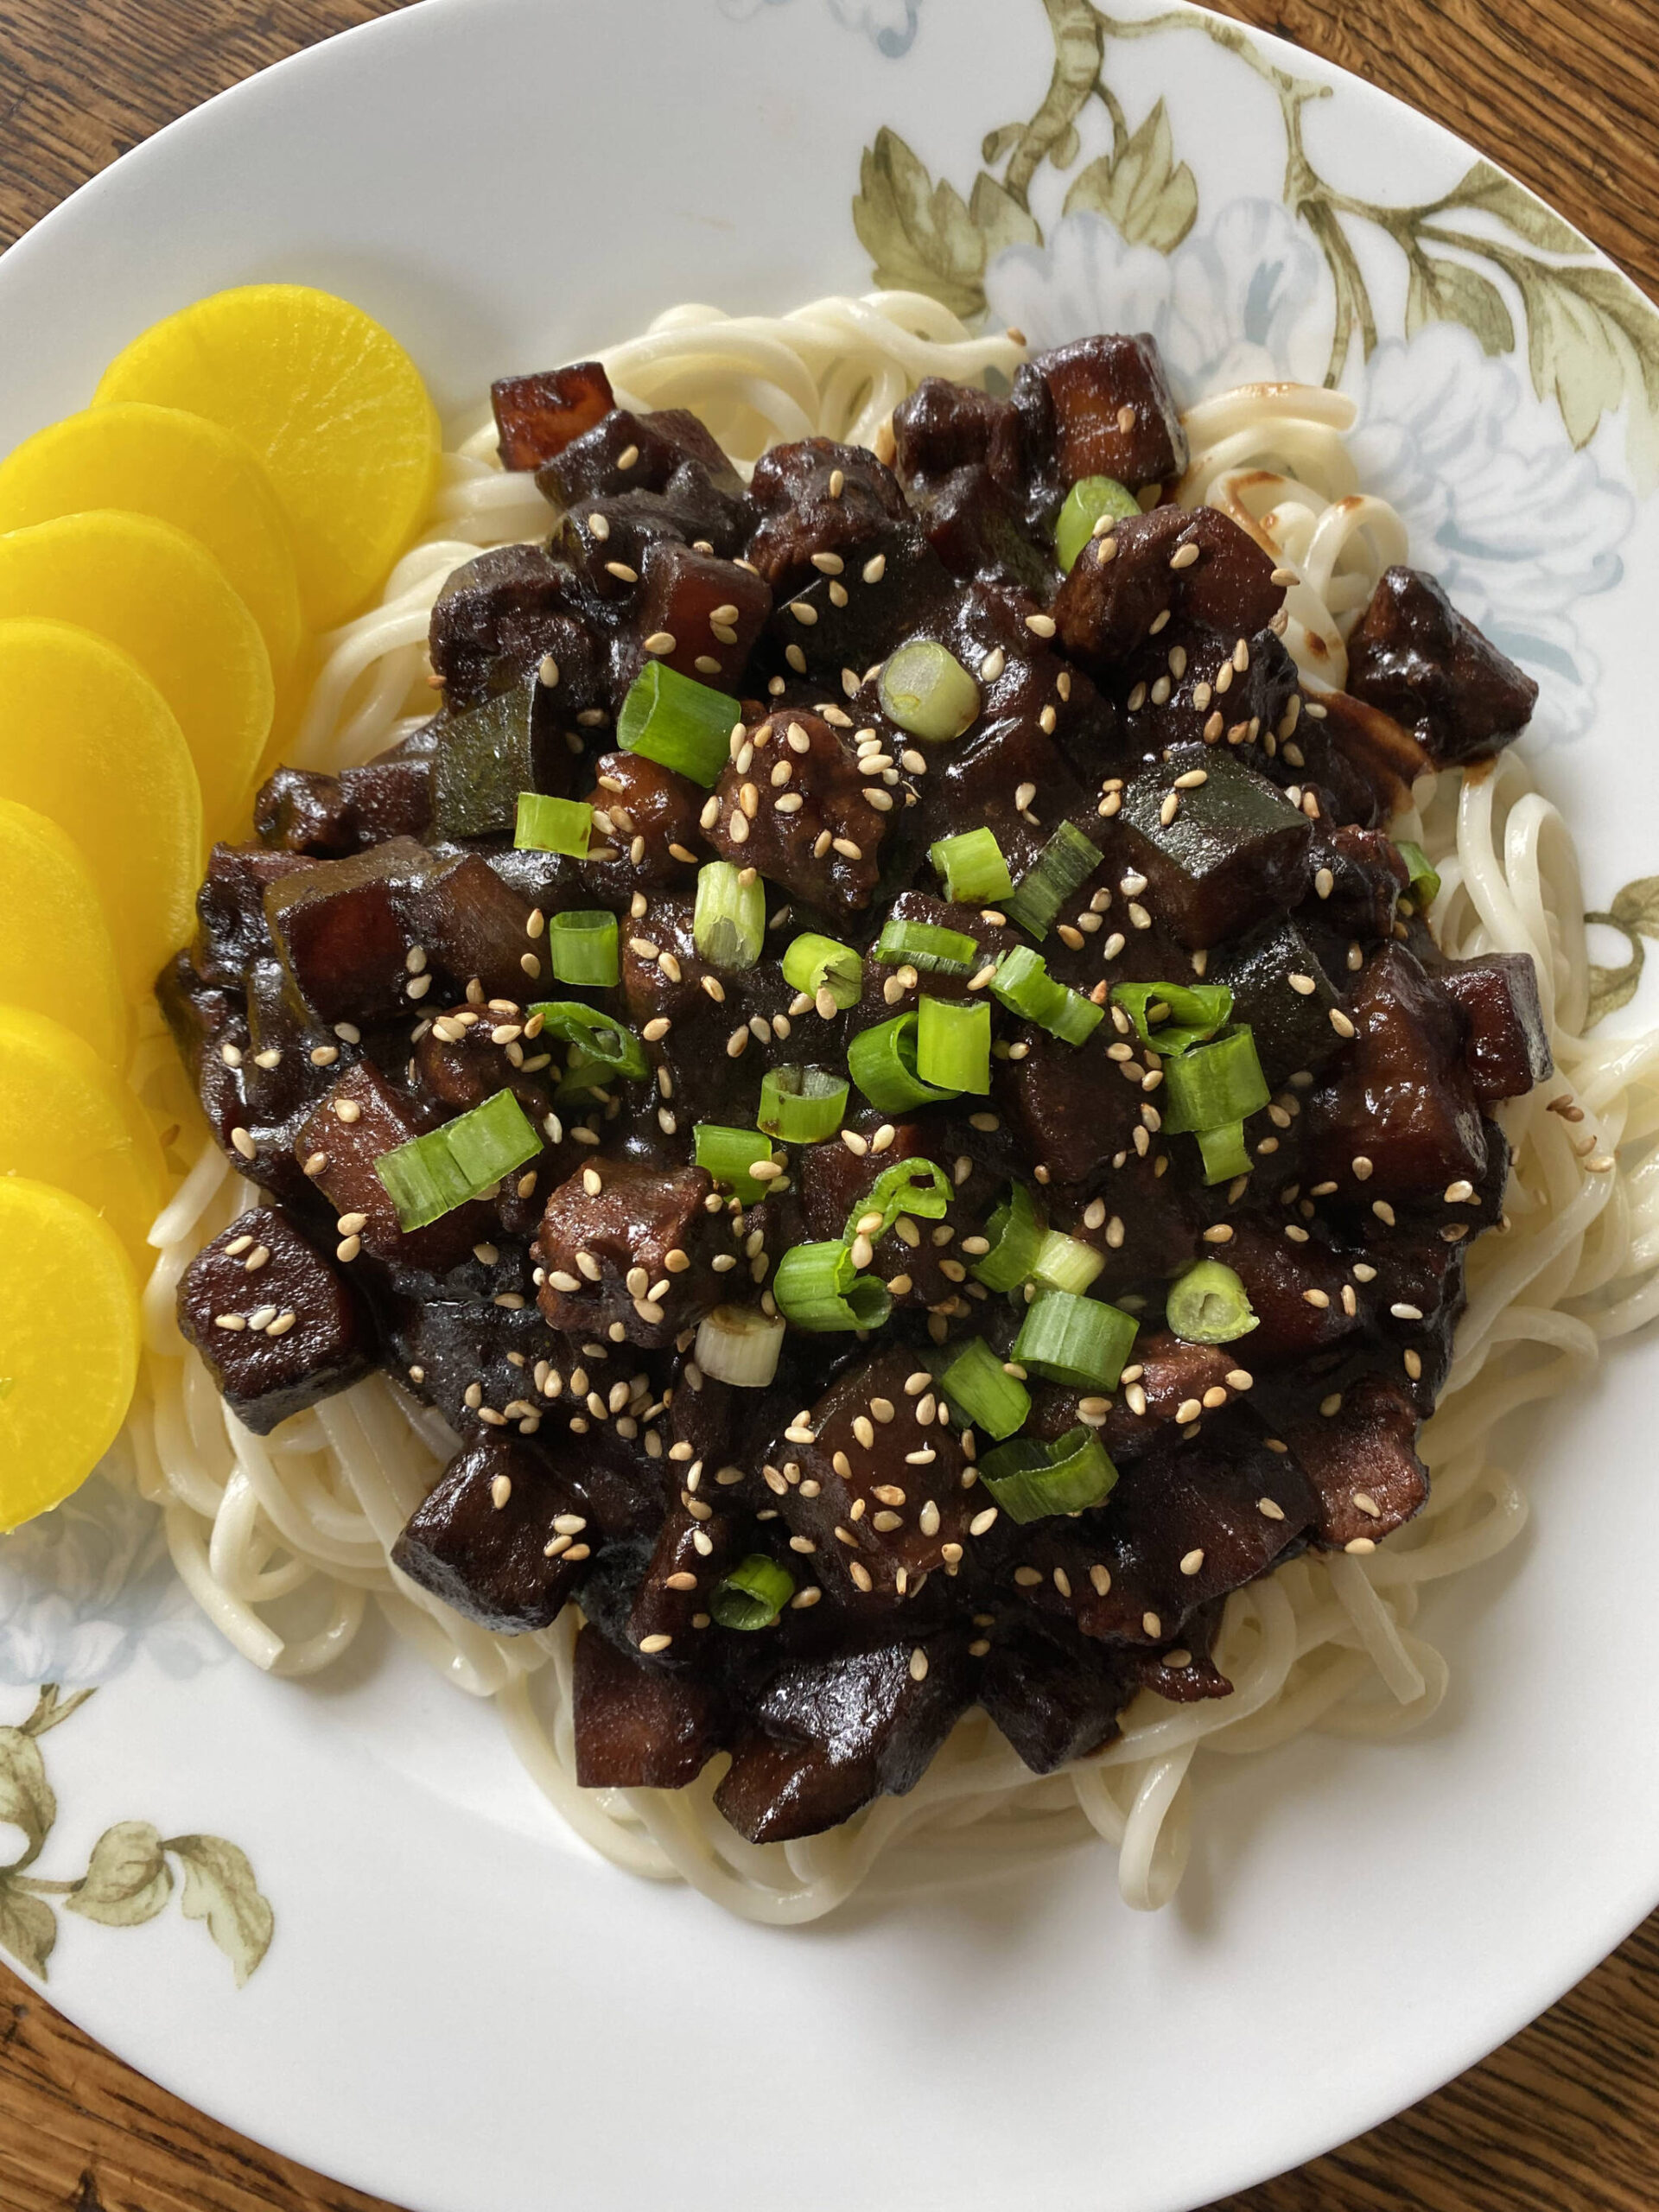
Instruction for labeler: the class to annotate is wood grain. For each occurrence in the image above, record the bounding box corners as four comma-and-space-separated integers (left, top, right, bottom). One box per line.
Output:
1, 1, 1657, 2208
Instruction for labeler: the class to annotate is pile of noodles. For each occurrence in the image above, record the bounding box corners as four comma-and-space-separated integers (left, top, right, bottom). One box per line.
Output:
117, 295, 1659, 1923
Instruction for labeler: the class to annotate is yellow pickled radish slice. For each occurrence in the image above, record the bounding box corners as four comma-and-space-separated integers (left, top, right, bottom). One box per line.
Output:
0, 1177, 140, 1531
0, 510, 271, 833
0, 1003, 165, 1258
0, 799, 126, 1060
0, 620, 202, 1000
0, 402, 304, 682
94, 284, 440, 627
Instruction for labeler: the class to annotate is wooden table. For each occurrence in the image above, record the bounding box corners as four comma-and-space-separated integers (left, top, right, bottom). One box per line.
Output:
3, 0, 1659, 2204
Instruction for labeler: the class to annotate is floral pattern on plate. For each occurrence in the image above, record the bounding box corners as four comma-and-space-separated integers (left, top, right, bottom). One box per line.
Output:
0, 1684, 271, 1986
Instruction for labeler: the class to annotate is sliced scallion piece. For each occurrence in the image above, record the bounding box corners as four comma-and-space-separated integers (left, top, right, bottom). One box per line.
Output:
617, 662, 741, 786
1031, 1229, 1106, 1296
781, 931, 861, 1010
694, 860, 766, 969
1053, 475, 1141, 572
695, 1305, 785, 1387
938, 1336, 1029, 1440
849, 1157, 951, 1243
977, 1425, 1119, 1522
1004, 821, 1103, 939
710, 1554, 796, 1630
930, 826, 1012, 906
971, 1182, 1045, 1292
514, 791, 593, 858
991, 945, 1103, 1046
1014, 1288, 1138, 1389
1160, 1026, 1269, 1134
375, 1090, 540, 1231
693, 1122, 777, 1203
1197, 1119, 1252, 1185
1112, 980, 1234, 1058
916, 995, 990, 1094
848, 1013, 958, 1113
877, 639, 981, 741
773, 1241, 892, 1332
1166, 1259, 1259, 1344
1395, 839, 1441, 910
530, 1001, 648, 1084
546, 909, 620, 987
758, 1065, 849, 1144
876, 917, 978, 975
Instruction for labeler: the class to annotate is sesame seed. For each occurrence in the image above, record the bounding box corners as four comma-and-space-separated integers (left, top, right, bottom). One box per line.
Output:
1169, 543, 1201, 570
230, 1126, 257, 1160
1302, 1288, 1331, 1308
1179, 1548, 1205, 1576
1329, 1008, 1357, 1039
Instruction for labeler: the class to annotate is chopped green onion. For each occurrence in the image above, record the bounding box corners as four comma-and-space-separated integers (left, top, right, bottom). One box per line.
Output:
972, 1182, 1046, 1292
773, 1241, 892, 1332
1395, 839, 1441, 910
694, 1305, 785, 1387
694, 1123, 777, 1203
876, 918, 978, 975
849, 1157, 951, 1243
1111, 980, 1234, 1058
781, 931, 861, 1010
1197, 1120, 1252, 1184
758, 1065, 849, 1144
545, 909, 619, 987
694, 860, 766, 969
917, 995, 990, 1094
1053, 475, 1142, 573
1014, 1288, 1138, 1389
877, 639, 981, 741
1031, 1229, 1106, 1295
937, 1336, 1029, 1440
1160, 1027, 1269, 1134
930, 826, 1012, 905
848, 1013, 958, 1113
1004, 822, 1103, 939
991, 945, 1103, 1046
977, 1425, 1119, 1523
530, 1001, 648, 1084
1166, 1259, 1260, 1344
513, 791, 593, 858
710, 1554, 796, 1630
375, 1090, 540, 1231
617, 662, 741, 786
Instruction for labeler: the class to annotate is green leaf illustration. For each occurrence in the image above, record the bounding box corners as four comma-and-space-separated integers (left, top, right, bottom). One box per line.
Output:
167, 1834, 275, 1987
1583, 877, 1659, 1027
1405, 253, 1515, 357
1436, 161, 1586, 255
65, 1822, 174, 1929
0, 1728, 56, 1872
853, 128, 989, 319
0, 1885, 57, 1980
1609, 874, 1659, 937
968, 170, 1041, 261
1063, 99, 1198, 254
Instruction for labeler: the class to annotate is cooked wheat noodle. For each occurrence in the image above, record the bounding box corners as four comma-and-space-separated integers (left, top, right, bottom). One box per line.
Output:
114, 295, 1659, 1921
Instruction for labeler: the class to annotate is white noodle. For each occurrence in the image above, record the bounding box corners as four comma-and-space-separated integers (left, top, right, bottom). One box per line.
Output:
120, 295, 1659, 1922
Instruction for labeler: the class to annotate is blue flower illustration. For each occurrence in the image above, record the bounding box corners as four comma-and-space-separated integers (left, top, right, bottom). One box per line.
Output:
720, 0, 920, 59
0, 1465, 228, 1688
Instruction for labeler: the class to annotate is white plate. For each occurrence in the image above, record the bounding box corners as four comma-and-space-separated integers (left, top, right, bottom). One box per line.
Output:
3, 3, 1659, 2207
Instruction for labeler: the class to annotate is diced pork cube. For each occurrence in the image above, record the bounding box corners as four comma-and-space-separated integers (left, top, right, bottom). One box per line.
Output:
175, 1205, 374, 1433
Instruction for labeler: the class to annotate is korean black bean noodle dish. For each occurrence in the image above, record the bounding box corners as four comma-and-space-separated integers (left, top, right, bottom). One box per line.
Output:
136, 295, 1652, 1923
